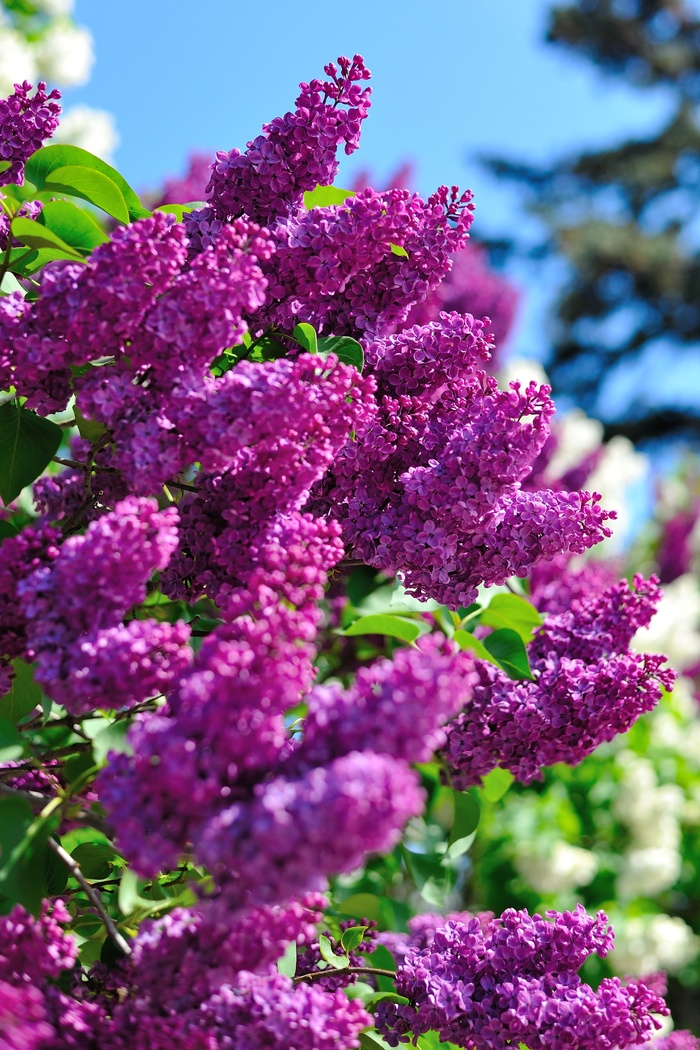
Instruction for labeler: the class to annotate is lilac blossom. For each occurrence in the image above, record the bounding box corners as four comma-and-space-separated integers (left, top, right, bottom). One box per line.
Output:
207, 55, 371, 226
295, 634, 477, 769
315, 314, 613, 607
444, 574, 675, 786
402, 240, 520, 357
0, 521, 60, 696
0, 81, 61, 186
261, 185, 474, 338
18, 497, 190, 714
376, 906, 668, 1050
198, 750, 425, 907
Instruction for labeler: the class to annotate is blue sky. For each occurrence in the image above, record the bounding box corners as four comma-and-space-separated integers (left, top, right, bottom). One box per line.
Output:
68, 0, 676, 365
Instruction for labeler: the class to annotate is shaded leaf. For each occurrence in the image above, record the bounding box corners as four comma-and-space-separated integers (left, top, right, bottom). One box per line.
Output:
0, 521, 18, 541
0, 798, 58, 914
449, 790, 480, 847
482, 628, 534, 680
338, 893, 383, 924
0, 718, 26, 762
317, 334, 364, 371
71, 842, 117, 881
0, 402, 62, 505
0, 659, 42, 725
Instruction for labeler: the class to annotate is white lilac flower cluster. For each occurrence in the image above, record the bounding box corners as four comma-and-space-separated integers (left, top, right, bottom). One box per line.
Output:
0, 0, 118, 160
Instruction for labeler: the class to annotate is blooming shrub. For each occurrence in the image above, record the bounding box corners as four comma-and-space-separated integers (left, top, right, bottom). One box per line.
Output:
0, 62, 694, 1048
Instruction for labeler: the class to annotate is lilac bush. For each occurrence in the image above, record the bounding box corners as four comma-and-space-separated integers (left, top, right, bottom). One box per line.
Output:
0, 56, 688, 1048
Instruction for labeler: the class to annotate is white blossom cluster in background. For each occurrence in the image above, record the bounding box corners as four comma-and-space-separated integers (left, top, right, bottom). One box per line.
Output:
516, 841, 599, 896
0, 0, 119, 161
610, 913, 700, 978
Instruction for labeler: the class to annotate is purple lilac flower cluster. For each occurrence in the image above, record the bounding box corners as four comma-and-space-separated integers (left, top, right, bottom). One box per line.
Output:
13, 498, 191, 713
207, 54, 371, 226
260, 184, 475, 338
0, 897, 370, 1049
99, 625, 467, 904
0, 521, 60, 695
0, 81, 61, 186
0, 900, 105, 1049
444, 573, 675, 786
376, 905, 668, 1050
402, 241, 520, 356
314, 311, 613, 608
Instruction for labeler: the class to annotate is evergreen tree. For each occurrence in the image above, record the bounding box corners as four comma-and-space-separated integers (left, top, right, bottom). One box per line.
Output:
487, 0, 700, 444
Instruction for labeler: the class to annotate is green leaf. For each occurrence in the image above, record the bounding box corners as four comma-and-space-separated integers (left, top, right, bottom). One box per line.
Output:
319, 933, 350, 970
87, 720, 133, 765
73, 405, 108, 444
44, 166, 129, 225
342, 614, 429, 644
0, 402, 62, 505
449, 790, 480, 848
44, 835, 68, 895
0, 718, 26, 762
303, 184, 355, 209
341, 925, 368, 953
338, 893, 383, 924
482, 628, 534, 680
276, 940, 297, 978
481, 767, 514, 802
0, 798, 58, 914
0, 271, 25, 296
480, 593, 542, 643
0, 659, 42, 725
117, 868, 142, 916
401, 847, 449, 907
39, 200, 109, 253
0, 520, 19, 541
452, 629, 500, 667
360, 1033, 393, 1050
360, 1033, 394, 1050
389, 243, 408, 257
292, 322, 318, 354
258, 335, 287, 361
70, 842, 117, 881
25, 144, 150, 221
10, 216, 84, 259
317, 335, 364, 371
155, 201, 207, 221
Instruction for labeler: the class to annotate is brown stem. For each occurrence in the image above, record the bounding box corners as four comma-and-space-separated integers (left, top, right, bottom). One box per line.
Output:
45, 837, 131, 956
293, 965, 396, 984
